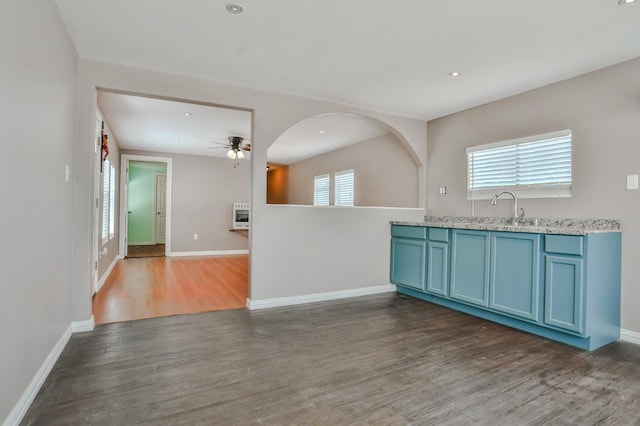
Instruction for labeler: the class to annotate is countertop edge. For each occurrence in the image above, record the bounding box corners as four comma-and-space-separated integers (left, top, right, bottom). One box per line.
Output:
390, 220, 621, 236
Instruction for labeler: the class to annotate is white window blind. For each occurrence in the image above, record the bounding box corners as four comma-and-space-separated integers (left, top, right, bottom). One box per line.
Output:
101, 159, 111, 243
109, 163, 116, 238
314, 174, 330, 206
335, 170, 355, 206
466, 129, 572, 199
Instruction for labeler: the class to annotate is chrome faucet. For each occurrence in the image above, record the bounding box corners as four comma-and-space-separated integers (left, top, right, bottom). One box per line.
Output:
490, 191, 525, 225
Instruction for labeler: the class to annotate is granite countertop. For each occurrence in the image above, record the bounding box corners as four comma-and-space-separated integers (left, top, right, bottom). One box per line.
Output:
391, 216, 621, 236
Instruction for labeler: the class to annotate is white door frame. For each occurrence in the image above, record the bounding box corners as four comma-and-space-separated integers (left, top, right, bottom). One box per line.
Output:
119, 154, 173, 257
154, 173, 167, 244
91, 115, 102, 294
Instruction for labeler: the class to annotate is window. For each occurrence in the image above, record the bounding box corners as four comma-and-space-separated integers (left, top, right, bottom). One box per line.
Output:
109, 163, 116, 238
466, 129, 571, 199
335, 169, 355, 206
314, 174, 330, 206
101, 159, 116, 243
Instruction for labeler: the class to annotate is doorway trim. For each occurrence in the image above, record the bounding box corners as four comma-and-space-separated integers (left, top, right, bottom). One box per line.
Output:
119, 154, 173, 258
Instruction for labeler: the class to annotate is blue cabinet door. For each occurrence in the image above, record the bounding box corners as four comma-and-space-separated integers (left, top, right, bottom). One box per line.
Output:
489, 232, 541, 321
450, 230, 490, 307
426, 241, 449, 296
391, 238, 426, 291
544, 255, 584, 333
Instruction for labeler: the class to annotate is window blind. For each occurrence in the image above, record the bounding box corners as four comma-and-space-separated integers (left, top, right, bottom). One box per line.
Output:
335, 170, 354, 206
314, 174, 330, 206
109, 163, 116, 238
101, 159, 110, 242
466, 129, 571, 199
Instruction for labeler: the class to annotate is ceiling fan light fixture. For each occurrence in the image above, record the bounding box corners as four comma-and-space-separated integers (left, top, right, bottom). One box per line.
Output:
226, 149, 237, 159
237, 150, 245, 160
618, 0, 636, 4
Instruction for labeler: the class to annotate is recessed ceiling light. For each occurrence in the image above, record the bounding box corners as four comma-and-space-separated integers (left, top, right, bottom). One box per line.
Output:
618, 0, 636, 5
175, 140, 180, 144
319, 130, 325, 134
184, 112, 191, 116
449, 71, 461, 77
226, 3, 244, 14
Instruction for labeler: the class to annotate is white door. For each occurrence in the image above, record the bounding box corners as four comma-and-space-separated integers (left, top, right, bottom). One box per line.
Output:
155, 174, 167, 244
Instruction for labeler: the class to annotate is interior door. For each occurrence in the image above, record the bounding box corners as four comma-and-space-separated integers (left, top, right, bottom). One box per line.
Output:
155, 174, 167, 244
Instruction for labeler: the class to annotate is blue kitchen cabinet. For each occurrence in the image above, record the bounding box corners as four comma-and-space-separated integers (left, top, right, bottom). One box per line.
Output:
391, 224, 621, 350
489, 232, 541, 321
544, 255, 584, 333
450, 230, 490, 307
390, 226, 426, 291
426, 241, 449, 296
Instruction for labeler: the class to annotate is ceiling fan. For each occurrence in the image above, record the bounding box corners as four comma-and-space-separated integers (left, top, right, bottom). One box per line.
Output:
207, 136, 251, 160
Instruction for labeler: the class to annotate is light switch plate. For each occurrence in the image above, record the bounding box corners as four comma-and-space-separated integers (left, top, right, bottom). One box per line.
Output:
627, 175, 638, 190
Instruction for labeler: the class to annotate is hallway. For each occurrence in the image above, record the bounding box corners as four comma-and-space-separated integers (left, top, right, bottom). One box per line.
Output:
93, 255, 248, 324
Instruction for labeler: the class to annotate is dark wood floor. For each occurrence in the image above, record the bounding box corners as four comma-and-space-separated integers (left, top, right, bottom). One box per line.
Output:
23, 294, 640, 425
93, 255, 248, 324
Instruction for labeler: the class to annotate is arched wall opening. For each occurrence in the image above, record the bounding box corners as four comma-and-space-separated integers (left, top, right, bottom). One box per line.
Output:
265, 113, 421, 208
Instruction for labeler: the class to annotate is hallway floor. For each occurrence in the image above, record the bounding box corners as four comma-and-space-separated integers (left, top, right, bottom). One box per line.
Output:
92, 255, 248, 324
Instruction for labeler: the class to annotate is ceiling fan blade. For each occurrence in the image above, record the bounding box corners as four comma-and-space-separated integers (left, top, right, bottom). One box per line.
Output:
240, 144, 251, 151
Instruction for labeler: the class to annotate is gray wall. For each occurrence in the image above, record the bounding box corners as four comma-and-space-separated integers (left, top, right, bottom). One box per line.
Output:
0, 0, 78, 421
427, 57, 640, 333
123, 151, 250, 253
287, 133, 419, 207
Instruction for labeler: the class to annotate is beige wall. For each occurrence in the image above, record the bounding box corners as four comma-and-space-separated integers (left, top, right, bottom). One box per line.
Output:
287, 133, 419, 207
427, 57, 640, 333
0, 0, 78, 422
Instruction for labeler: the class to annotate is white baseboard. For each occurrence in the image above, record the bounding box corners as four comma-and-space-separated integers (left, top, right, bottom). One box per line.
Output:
71, 316, 95, 333
96, 256, 122, 293
3, 325, 72, 426
168, 249, 249, 257
620, 328, 640, 345
246, 284, 397, 310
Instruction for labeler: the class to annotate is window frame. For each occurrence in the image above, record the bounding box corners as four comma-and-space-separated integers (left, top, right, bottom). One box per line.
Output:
313, 174, 330, 206
466, 129, 572, 200
101, 159, 117, 244
334, 169, 355, 207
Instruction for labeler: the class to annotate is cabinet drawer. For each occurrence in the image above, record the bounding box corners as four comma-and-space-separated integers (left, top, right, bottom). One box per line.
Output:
545, 235, 584, 256
428, 228, 449, 242
392, 225, 427, 240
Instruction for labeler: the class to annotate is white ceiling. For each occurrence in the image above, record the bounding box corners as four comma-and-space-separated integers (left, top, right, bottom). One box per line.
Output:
97, 91, 251, 158
55, 0, 640, 121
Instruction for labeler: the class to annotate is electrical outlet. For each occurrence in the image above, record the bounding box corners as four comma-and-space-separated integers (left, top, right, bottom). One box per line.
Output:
439, 186, 447, 196
193, 233, 198, 240
627, 175, 639, 190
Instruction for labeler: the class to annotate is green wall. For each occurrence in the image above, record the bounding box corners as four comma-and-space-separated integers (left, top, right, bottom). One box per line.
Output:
128, 161, 167, 244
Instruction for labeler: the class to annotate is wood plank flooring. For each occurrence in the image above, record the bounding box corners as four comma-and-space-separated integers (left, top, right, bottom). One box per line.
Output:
93, 255, 248, 324
24, 293, 640, 425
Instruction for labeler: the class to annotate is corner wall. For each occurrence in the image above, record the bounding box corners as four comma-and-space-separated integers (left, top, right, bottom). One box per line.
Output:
427, 57, 640, 333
